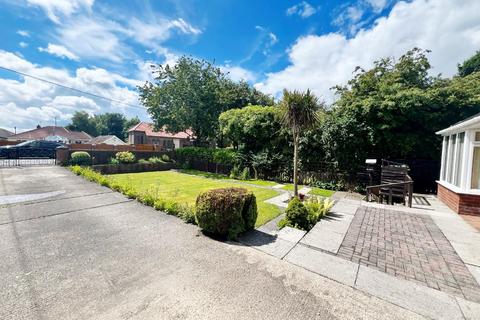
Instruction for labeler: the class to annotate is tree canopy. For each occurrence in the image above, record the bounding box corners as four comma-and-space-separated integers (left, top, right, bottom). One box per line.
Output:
458, 51, 480, 77
66, 111, 140, 140
138, 56, 273, 144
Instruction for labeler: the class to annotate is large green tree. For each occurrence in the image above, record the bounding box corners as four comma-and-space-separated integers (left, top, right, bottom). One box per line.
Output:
138, 56, 273, 144
323, 48, 480, 172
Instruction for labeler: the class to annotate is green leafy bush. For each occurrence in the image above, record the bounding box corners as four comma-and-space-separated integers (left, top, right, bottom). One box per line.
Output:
148, 156, 165, 164
304, 196, 335, 223
138, 159, 150, 164
240, 167, 250, 180
161, 154, 170, 162
281, 196, 335, 231
115, 151, 136, 164
176, 147, 238, 165
109, 157, 120, 165
195, 187, 257, 239
284, 197, 311, 231
70, 151, 91, 166
229, 165, 240, 179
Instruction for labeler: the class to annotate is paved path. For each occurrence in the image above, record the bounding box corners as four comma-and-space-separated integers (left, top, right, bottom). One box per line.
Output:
0, 166, 422, 320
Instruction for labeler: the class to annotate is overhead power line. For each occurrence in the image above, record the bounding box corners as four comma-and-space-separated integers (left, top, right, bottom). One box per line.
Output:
0, 65, 147, 110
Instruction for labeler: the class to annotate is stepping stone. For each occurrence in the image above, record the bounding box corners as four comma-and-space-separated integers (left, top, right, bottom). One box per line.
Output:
277, 226, 306, 243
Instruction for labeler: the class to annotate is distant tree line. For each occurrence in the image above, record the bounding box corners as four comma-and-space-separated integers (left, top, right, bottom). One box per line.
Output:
66, 111, 140, 140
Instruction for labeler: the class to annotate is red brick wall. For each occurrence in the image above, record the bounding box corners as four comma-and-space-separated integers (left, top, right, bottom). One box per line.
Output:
437, 183, 480, 216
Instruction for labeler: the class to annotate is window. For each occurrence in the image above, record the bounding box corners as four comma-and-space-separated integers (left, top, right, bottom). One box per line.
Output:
441, 136, 449, 181
447, 134, 456, 184
475, 132, 480, 142
454, 133, 465, 187
472, 147, 480, 189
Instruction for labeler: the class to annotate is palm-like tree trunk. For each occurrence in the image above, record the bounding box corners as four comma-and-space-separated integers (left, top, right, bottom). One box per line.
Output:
293, 133, 299, 197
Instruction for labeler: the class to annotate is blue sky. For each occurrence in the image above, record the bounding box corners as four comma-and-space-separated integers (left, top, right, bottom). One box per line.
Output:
0, 0, 479, 132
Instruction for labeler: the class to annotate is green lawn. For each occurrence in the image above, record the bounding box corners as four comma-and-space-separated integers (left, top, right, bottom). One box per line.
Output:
179, 169, 278, 187
281, 184, 335, 197
109, 170, 281, 227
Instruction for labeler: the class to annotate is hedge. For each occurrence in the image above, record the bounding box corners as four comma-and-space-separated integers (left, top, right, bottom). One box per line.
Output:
175, 147, 238, 165
195, 187, 257, 239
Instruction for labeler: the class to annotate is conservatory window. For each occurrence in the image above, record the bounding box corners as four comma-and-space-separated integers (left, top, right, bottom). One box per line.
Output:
454, 132, 465, 187
447, 134, 456, 184
472, 147, 480, 189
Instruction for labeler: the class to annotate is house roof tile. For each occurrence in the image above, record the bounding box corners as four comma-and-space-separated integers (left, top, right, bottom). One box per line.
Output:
128, 122, 192, 139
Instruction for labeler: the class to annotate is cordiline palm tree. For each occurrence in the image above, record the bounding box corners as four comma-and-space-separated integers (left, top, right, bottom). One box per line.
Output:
280, 89, 320, 197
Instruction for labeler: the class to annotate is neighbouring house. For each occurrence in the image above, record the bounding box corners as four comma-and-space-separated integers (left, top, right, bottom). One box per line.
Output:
437, 113, 480, 216
90, 135, 126, 146
8, 125, 92, 144
0, 128, 14, 140
127, 122, 193, 149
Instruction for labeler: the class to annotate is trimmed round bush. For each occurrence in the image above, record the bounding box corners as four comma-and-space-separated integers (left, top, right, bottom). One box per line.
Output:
70, 151, 91, 166
195, 187, 257, 239
115, 151, 136, 164
285, 197, 310, 231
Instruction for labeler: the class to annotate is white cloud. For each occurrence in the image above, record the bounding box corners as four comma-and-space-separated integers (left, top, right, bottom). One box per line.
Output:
221, 65, 256, 82
17, 30, 30, 37
0, 50, 146, 130
286, 1, 317, 18
255, 0, 480, 102
19, 42, 28, 48
366, 0, 389, 12
26, 0, 94, 23
55, 16, 131, 63
38, 43, 79, 61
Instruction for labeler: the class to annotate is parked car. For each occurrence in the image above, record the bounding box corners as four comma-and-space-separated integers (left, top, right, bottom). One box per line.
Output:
0, 140, 65, 158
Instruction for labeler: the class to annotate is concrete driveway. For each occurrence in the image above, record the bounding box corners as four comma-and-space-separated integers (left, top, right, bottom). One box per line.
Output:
0, 166, 423, 320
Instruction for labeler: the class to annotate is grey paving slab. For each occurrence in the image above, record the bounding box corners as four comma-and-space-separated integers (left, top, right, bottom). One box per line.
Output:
277, 226, 306, 243
284, 244, 359, 286
451, 241, 480, 267
456, 298, 480, 320
317, 213, 353, 234
264, 192, 290, 208
355, 265, 464, 320
256, 213, 284, 235
300, 227, 345, 253
330, 203, 360, 215
467, 264, 480, 286
238, 230, 296, 258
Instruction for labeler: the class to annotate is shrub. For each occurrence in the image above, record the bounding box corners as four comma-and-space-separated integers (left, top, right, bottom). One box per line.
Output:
284, 197, 311, 231
195, 187, 257, 239
229, 165, 240, 179
304, 196, 335, 223
138, 159, 150, 164
148, 156, 165, 164
70, 151, 91, 166
115, 151, 136, 164
109, 157, 120, 165
176, 147, 238, 165
161, 154, 170, 162
240, 167, 250, 180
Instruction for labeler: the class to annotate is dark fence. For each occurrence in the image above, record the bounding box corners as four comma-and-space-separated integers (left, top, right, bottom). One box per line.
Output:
180, 159, 233, 175
391, 159, 440, 194
92, 162, 176, 175
66, 150, 175, 165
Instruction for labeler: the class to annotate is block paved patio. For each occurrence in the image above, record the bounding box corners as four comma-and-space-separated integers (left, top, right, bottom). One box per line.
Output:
337, 206, 480, 303
240, 193, 480, 319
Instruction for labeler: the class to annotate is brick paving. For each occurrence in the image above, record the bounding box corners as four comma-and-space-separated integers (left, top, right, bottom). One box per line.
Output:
337, 206, 480, 303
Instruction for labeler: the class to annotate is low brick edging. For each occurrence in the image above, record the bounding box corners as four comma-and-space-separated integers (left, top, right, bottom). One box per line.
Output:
91, 162, 176, 174
437, 183, 480, 216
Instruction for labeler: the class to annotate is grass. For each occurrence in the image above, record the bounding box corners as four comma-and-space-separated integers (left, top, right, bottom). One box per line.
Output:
109, 170, 281, 227
179, 169, 278, 187
281, 184, 335, 197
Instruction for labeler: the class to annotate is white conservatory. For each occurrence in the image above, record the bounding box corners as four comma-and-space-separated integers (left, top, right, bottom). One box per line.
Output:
436, 113, 480, 215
